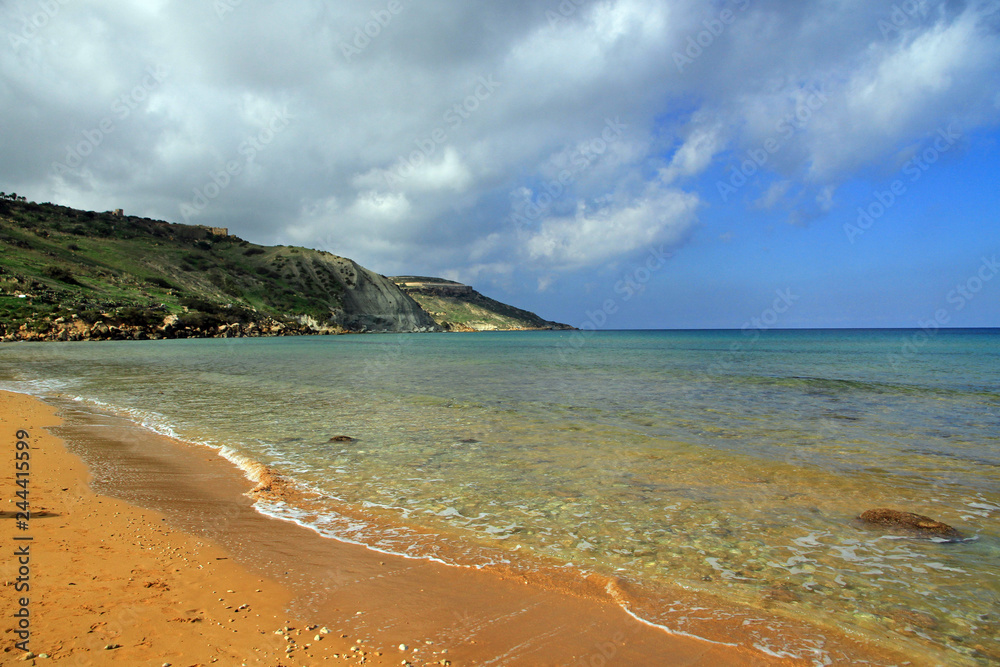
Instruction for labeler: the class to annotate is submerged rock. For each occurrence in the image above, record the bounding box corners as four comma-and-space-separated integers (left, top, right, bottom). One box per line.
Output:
858, 508, 961, 539
328, 435, 355, 443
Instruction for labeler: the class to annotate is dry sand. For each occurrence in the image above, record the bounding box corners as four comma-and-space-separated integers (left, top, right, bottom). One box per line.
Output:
1, 390, 375, 666
0, 389, 909, 666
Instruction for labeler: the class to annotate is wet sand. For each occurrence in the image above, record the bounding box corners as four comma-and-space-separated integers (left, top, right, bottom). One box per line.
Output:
1, 390, 910, 665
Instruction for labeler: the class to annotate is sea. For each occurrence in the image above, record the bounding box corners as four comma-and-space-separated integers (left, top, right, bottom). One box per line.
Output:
2, 329, 998, 665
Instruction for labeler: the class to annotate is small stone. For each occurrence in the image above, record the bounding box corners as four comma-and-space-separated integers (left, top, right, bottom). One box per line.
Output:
398, 644, 408, 651
320, 626, 331, 634
21, 653, 35, 661
314, 635, 322, 641
39, 655, 50, 660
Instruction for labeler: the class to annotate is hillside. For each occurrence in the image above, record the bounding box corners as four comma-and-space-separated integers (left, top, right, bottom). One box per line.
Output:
0, 199, 438, 341
392, 276, 572, 331
0, 199, 568, 342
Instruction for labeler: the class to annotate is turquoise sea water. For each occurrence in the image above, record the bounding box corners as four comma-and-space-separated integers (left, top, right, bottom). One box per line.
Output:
2, 329, 998, 664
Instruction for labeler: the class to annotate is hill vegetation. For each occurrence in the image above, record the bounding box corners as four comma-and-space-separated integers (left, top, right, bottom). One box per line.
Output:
0, 199, 567, 341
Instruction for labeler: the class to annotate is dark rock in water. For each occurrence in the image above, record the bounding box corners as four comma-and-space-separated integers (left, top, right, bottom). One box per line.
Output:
458, 438, 479, 444
328, 435, 355, 443
858, 508, 960, 539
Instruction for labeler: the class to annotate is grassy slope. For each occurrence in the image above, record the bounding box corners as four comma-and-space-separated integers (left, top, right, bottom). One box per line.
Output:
392, 278, 570, 331
0, 200, 567, 337
0, 200, 351, 333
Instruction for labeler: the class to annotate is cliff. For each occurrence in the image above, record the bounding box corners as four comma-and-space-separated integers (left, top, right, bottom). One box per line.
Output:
392, 276, 572, 331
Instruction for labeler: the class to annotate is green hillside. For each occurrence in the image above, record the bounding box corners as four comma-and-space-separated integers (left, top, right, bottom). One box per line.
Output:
0, 198, 437, 340
0, 198, 568, 342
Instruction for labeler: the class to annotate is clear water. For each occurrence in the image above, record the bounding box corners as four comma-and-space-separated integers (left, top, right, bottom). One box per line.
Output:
2, 329, 998, 664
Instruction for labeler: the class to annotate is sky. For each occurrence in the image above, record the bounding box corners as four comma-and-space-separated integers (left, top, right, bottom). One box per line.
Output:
1, 0, 999, 329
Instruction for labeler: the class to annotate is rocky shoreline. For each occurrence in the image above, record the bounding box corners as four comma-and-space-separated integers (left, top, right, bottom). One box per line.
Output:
0, 314, 347, 343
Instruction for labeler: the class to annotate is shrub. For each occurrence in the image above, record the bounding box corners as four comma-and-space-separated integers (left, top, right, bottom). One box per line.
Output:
176, 311, 223, 330
179, 296, 223, 314
146, 276, 173, 289
43, 265, 79, 285
117, 306, 165, 328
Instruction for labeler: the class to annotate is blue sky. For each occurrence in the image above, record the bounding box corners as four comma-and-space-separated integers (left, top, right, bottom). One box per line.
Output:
2, 0, 998, 328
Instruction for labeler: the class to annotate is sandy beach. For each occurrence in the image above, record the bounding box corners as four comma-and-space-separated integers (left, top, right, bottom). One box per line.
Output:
1, 388, 912, 666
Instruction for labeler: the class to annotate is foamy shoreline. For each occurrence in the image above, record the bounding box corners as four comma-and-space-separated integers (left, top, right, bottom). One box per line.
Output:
0, 389, 395, 665
0, 386, 922, 666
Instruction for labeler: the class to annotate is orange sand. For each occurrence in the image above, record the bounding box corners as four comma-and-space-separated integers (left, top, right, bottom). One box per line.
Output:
0, 390, 911, 666
0, 390, 387, 665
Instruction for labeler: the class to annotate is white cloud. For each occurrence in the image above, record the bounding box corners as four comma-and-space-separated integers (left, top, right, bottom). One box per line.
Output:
523, 187, 699, 270
348, 191, 411, 223
353, 146, 472, 194
660, 120, 726, 183
754, 180, 792, 210
801, 4, 1000, 178
1, 0, 998, 280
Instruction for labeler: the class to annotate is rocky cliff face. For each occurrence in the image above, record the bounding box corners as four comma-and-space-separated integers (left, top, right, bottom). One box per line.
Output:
391, 276, 573, 332
323, 258, 440, 333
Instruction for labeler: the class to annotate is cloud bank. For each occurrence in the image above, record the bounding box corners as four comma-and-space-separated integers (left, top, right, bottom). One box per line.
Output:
2, 0, 998, 293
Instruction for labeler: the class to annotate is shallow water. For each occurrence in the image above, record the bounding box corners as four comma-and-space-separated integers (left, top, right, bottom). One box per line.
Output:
2, 329, 998, 664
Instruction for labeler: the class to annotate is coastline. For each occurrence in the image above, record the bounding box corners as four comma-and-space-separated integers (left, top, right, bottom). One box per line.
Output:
1, 389, 913, 666
0, 389, 387, 665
